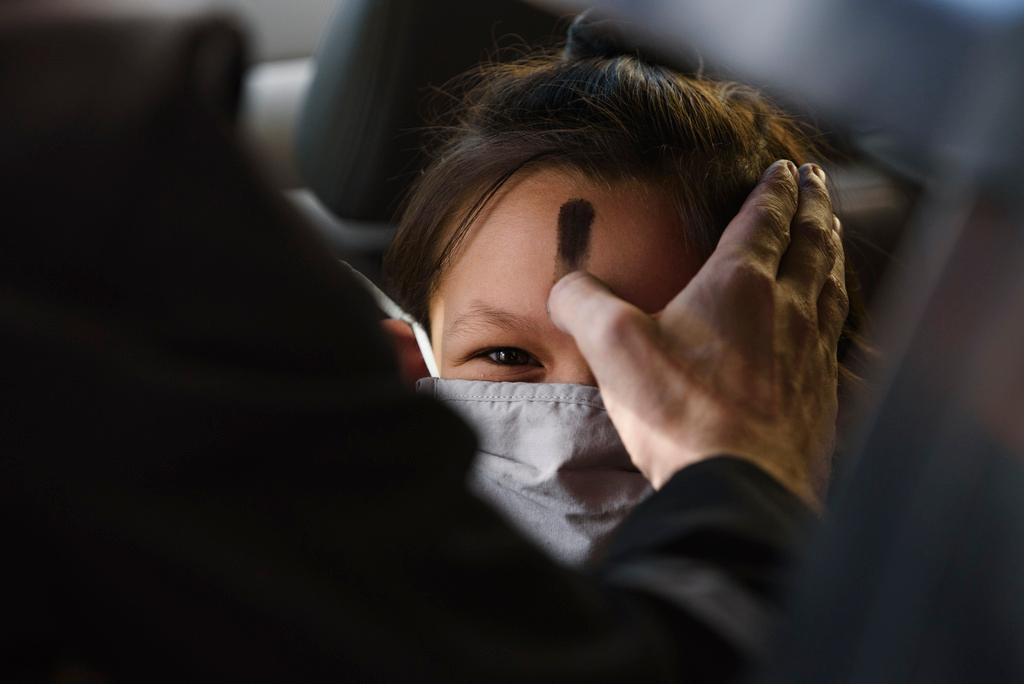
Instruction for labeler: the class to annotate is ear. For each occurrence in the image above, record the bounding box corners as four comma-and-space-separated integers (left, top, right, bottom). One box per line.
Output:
380, 319, 431, 387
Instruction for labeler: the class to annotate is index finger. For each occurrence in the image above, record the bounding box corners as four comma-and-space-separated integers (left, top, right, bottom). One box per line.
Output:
709, 159, 800, 274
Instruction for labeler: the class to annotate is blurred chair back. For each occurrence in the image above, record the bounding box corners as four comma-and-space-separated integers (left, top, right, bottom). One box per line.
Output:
295, 0, 561, 224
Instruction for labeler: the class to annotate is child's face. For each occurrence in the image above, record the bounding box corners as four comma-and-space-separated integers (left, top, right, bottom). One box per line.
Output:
429, 167, 701, 384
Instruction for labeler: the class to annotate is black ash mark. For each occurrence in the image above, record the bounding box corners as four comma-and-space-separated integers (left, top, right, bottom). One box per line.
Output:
556, 198, 595, 276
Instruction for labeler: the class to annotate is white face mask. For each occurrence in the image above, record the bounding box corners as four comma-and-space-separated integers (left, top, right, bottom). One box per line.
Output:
336, 264, 650, 564
418, 378, 653, 567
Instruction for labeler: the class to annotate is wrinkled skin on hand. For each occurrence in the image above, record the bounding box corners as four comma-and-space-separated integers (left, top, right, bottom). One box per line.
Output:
548, 160, 848, 510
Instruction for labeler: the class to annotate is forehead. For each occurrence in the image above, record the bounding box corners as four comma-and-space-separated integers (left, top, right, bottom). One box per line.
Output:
433, 167, 699, 330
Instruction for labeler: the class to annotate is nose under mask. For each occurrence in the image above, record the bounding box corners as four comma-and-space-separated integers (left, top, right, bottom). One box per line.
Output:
418, 378, 653, 567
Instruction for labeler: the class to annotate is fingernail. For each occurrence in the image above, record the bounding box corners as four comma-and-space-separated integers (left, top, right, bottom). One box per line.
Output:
799, 163, 826, 185
833, 215, 842, 234
797, 163, 826, 184
786, 160, 799, 180
763, 159, 797, 183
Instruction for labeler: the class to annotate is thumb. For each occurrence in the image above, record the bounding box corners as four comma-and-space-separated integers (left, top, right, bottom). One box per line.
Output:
548, 271, 659, 392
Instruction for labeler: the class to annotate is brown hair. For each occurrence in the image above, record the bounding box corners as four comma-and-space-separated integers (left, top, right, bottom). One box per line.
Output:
383, 36, 865, 373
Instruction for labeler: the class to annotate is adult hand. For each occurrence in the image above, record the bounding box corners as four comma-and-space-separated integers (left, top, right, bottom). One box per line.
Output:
548, 160, 847, 509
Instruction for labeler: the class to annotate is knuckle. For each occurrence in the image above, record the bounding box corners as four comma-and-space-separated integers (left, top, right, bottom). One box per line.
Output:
784, 295, 818, 332
818, 292, 850, 335
794, 216, 834, 255
829, 224, 846, 259
752, 200, 791, 235
828, 270, 847, 293
730, 260, 776, 296
824, 273, 850, 313
835, 287, 851, 319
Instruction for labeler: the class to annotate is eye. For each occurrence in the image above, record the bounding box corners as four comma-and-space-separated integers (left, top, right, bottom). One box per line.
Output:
480, 347, 539, 367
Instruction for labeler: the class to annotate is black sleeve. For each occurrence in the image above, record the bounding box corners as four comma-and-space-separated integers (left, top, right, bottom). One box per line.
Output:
597, 458, 817, 682
0, 8, 812, 683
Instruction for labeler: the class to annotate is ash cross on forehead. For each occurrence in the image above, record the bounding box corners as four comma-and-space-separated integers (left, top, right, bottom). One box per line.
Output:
555, 198, 595, 280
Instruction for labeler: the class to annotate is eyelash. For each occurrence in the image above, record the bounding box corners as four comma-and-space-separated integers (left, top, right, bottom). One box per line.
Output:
476, 347, 540, 367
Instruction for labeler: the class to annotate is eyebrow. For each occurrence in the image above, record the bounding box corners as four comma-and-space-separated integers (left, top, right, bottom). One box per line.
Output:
446, 301, 542, 339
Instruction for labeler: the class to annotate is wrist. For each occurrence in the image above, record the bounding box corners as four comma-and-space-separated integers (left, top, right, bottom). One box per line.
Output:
722, 452, 824, 513
638, 438, 824, 512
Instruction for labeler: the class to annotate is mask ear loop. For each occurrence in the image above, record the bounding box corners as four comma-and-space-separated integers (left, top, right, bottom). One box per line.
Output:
340, 261, 440, 378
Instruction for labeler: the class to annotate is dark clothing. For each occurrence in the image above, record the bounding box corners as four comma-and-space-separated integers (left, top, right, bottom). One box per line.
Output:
0, 4, 812, 682
756, 219, 1024, 684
